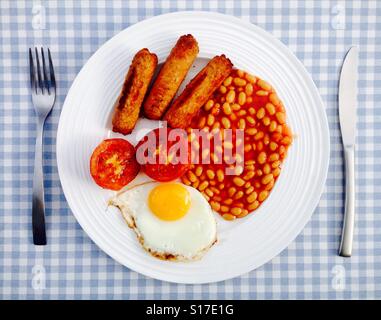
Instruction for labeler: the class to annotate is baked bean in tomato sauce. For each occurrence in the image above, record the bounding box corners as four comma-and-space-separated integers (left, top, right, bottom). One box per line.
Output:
181, 69, 293, 220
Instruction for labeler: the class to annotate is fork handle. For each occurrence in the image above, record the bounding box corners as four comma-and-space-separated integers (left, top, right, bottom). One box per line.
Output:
339, 146, 355, 257
32, 120, 47, 245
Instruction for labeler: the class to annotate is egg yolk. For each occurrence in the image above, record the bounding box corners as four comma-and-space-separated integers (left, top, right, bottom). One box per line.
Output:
148, 183, 191, 221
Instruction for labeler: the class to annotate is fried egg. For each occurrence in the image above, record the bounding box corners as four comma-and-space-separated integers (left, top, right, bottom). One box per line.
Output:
109, 182, 217, 261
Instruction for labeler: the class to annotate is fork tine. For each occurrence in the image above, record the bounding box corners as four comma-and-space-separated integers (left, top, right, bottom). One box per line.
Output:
29, 48, 36, 93
40, 48, 50, 94
35, 47, 43, 93
48, 48, 56, 91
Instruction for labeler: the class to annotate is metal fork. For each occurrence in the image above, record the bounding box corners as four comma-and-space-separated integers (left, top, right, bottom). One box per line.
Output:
29, 48, 56, 245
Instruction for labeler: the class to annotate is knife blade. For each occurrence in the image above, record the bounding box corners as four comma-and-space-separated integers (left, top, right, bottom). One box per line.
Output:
339, 46, 358, 147
338, 46, 358, 257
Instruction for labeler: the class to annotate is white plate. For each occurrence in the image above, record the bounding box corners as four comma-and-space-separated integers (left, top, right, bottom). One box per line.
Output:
57, 11, 330, 284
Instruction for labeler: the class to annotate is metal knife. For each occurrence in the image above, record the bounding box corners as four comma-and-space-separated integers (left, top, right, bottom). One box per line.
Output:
338, 46, 358, 257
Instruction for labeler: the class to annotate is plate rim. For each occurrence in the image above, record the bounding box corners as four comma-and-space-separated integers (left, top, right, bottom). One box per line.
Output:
56, 11, 330, 284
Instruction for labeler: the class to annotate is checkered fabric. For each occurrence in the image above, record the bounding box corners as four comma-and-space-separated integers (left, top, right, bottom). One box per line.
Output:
0, 0, 380, 299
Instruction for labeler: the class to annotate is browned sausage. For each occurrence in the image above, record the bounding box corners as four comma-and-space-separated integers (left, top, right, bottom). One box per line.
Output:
164, 55, 233, 129
143, 34, 199, 120
112, 48, 157, 135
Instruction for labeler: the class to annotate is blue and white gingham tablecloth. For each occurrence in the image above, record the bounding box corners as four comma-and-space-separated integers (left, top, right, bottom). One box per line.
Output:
0, 0, 380, 299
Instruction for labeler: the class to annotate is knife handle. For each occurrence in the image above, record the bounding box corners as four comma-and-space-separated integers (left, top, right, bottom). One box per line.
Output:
339, 146, 355, 257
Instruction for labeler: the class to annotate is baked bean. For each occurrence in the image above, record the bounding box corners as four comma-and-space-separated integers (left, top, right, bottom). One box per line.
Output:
265, 179, 275, 191
212, 122, 220, 130
263, 134, 270, 145
210, 186, 220, 194
281, 124, 291, 135
261, 174, 273, 185
254, 131, 264, 140
244, 143, 252, 152
247, 116, 256, 125
205, 99, 214, 111
223, 76, 233, 87
256, 107, 265, 119
195, 166, 203, 176
245, 186, 254, 194
258, 79, 271, 91
269, 93, 280, 105
269, 141, 278, 151
234, 190, 244, 200
263, 163, 271, 175
233, 177, 245, 187
231, 207, 242, 216
226, 90, 235, 103
276, 112, 286, 124
237, 69, 245, 77
182, 176, 191, 186
246, 128, 257, 135
202, 193, 210, 201
273, 168, 281, 177
221, 117, 231, 129
248, 201, 259, 211
257, 151, 267, 164
256, 90, 268, 96
262, 117, 270, 126
204, 188, 214, 197
206, 169, 215, 179
258, 190, 269, 202
199, 181, 209, 191
245, 83, 254, 96
247, 192, 258, 203
234, 77, 246, 86
245, 74, 256, 83
222, 213, 236, 221
223, 102, 232, 115
207, 114, 215, 126
231, 103, 240, 111
223, 199, 233, 205
228, 187, 237, 197
188, 171, 197, 182
281, 136, 292, 145
210, 201, 221, 211
221, 205, 229, 213
265, 102, 276, 115
272, 160, 281, 168
238, 92, 246, 105
238, 209, 249, 218
245, 164, 255, 171
217, 169, 224, 182
243, 171, 255, 180
238, 118, 246, 129
219, 85, 227, 94
248, 107, 256, 115
269, 153, 279, 162
197, 116, 206, 128
269, 120, 277, 132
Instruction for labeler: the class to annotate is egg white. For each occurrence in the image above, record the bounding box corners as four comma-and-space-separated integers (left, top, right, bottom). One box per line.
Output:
109, 182, 217, 261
